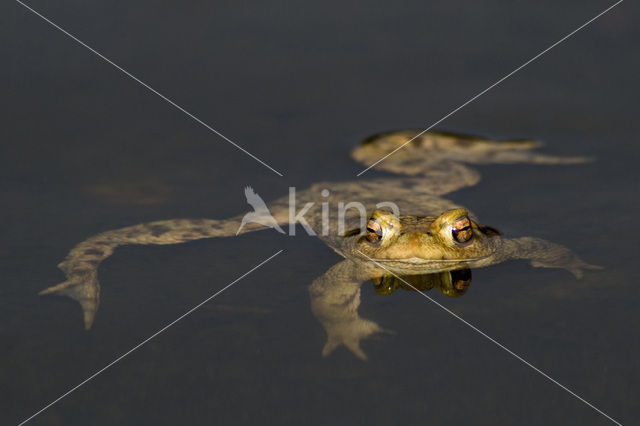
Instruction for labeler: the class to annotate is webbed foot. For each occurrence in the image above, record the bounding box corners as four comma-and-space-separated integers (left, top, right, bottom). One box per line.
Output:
321, 319, 391, 360
40, 271, 100, 330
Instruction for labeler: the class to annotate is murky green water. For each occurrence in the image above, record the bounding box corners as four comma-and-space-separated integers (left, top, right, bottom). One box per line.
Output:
2, 1, 638, 425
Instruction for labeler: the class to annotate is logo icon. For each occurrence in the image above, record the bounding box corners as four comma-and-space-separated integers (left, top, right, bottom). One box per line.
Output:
236, 186, 285, 235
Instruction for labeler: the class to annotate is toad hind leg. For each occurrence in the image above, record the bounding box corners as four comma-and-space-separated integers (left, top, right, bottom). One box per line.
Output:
41, 216, 285, 329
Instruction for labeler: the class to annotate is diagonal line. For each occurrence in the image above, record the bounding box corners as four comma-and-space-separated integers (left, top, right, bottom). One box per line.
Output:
356, 250, 623, 425
15, 0, 284, 177
17, 249, 284, 426
357, 0, 624, 176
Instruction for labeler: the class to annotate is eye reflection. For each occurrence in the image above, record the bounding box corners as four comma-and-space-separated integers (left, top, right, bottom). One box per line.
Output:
372, 268, 472, 297
450, 268, 472, 293
370, 275, 399, 295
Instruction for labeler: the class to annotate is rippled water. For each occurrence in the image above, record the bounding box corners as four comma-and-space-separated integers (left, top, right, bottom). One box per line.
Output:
2, 1, 638, 425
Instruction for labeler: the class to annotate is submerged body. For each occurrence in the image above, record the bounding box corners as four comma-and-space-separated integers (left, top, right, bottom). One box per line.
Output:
42, 130, 597, 359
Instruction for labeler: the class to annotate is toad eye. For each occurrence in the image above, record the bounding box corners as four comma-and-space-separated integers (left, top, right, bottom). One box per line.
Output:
365, 219, 383, 243
451, 216, 473, 244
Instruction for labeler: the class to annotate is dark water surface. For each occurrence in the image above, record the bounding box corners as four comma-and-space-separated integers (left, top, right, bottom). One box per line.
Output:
2, 1, 639, 425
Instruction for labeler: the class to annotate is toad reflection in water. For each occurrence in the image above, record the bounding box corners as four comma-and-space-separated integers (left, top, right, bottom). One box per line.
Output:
41, 130, 599, 359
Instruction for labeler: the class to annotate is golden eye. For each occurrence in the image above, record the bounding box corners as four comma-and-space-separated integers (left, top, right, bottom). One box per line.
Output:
451, 216, 473, 244
365, 219, 383, 243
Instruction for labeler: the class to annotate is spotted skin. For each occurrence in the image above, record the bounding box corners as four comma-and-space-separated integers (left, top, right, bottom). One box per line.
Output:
42, 217, 272, 329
